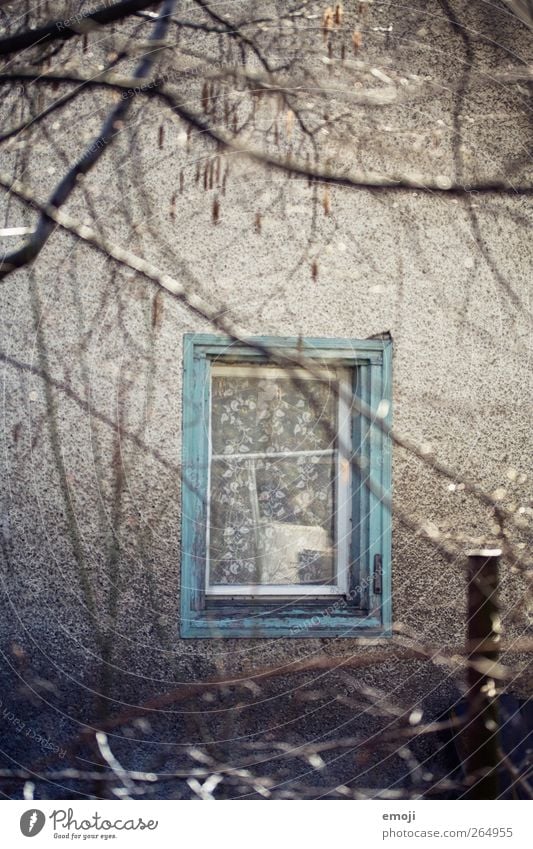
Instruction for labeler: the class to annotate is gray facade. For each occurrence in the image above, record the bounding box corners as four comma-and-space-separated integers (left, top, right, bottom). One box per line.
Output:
0, 1, 531, 797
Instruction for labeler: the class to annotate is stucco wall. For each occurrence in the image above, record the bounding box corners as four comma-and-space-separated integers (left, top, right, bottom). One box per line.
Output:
0, 1, 531, 796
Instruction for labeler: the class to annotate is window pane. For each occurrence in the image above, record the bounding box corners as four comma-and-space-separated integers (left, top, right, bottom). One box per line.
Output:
208, 367, 339, 587
211, 369, 336, 455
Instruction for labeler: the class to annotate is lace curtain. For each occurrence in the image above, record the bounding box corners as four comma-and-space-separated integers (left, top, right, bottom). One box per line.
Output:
208, 369, 339, 586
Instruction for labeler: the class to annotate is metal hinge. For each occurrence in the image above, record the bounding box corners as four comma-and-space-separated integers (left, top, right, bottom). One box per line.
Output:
373, 554, 382, 594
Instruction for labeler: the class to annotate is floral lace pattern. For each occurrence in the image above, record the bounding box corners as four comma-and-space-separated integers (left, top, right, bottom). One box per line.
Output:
208, 369, 338, 585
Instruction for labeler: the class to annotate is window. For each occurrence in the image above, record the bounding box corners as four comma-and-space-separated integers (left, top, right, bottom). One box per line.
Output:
180, 335, 392, 638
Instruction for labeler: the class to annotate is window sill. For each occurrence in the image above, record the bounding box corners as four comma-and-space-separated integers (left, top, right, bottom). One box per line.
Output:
180, 599, 390, 638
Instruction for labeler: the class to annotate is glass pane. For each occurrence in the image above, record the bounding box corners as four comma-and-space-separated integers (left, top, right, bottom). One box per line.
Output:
211, 369, 336, 455
208, 367, 339, 587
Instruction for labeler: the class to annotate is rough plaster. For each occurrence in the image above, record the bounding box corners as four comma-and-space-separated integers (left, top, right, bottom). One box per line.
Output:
0, 0, 531, 795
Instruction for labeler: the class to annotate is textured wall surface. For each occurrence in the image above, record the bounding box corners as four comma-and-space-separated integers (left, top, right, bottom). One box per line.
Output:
0, 1, 531, 797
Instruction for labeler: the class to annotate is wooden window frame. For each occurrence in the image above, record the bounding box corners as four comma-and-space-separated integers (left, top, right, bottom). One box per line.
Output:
180, 334, 392, 638
207, 362, 352, 597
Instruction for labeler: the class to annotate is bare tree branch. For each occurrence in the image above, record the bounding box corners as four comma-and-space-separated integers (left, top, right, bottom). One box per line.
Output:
501, 0, 533, 30
2, 170, 531, 574
1, 70, 530, 199
0, 0, 163, 58
0, 0, 176, 278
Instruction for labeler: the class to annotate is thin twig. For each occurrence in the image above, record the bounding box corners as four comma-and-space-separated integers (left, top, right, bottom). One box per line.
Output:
0, 0, 177, 278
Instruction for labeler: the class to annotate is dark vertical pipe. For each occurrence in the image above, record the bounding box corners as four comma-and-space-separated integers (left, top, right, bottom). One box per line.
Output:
464, 548, 501, 799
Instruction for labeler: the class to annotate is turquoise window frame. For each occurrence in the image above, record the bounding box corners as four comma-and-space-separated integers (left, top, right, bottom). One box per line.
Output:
180, 334, 392, 639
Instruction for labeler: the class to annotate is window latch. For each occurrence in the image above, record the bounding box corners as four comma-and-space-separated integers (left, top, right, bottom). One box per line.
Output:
373, 554, 382, 594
